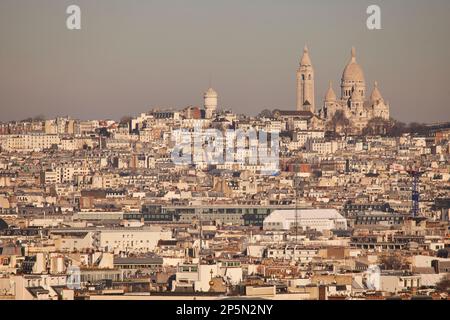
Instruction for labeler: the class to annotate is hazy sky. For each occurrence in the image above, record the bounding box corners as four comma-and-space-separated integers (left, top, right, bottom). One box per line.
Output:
0, 0, 449, 123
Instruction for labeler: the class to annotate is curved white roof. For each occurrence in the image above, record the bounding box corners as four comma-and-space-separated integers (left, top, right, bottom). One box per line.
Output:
342, 47, 365, 83
264, 209, 345, 222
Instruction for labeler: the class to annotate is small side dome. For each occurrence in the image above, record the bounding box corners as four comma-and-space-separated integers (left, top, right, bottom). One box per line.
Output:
325, 81, 337, 102
370, 81, 384, 102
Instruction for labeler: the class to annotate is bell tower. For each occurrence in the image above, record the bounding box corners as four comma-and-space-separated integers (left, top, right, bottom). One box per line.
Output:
296, 45, 315, 112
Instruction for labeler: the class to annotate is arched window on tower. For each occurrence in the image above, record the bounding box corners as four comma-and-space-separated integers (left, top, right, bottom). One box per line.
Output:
302, 74, 305, 81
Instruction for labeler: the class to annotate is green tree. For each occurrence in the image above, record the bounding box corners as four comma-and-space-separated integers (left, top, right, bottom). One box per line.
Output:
258, 109, 273, 119
380, 255, 403, 270
330, 110, 351, 134
436, 275, 450, 293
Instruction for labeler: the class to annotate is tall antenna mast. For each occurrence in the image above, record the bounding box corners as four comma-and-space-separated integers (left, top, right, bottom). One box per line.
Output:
295, 185, 298, 244
407, 166, 424, 218
199, 208, 203, 252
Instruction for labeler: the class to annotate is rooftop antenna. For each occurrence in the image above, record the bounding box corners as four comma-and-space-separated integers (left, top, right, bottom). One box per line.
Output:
406, 164, 424, 218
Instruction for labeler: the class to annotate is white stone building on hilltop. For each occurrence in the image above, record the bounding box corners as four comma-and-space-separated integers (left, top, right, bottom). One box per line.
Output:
263, 209, 348, 232
296, 46, 390, 133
